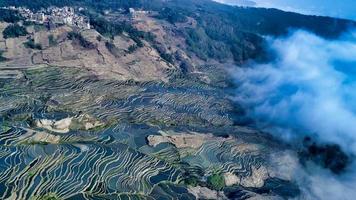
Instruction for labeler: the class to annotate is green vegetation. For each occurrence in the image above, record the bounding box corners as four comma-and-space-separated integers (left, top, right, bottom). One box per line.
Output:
84, 12, 163, 57
88, 15, 124, 38
0, 0, 163, 11
190, 15, 264, 62
6, 113, 32, 122
23, 20, 36, 26
2, 24, 28, 39
87, 12, 154, 49
105, 41, 121, 56
0, 0, 353, 39
207, 172, 225, 190
130, 35, 144, 48
127, 44, 138, 54
27, 171, 36, 177
167, 0, 354, 38
159, 52, 174, 63
184, 177, 198, 187
0, 8, 24, 23
3, 0, 347, 63
21, 140, 49, 146
24, 39, 42, 50
34, 24, 47, 32
301, 139, 349, 174
67, 31, 96, 49
48, 35, 57, 46
0, 0, 352, 63
156, 7, 187, 24
83, 11, 146, 53
31, 193, 61, 200
0, 51, 8, 62
184, 27, 234, 61
1, 125, 11, 133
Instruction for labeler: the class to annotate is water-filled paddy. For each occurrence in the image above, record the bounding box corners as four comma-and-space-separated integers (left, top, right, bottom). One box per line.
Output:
0, 66, 297, 199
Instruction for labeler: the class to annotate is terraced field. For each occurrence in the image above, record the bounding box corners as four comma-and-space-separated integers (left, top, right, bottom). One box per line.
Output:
0, 66, 298, 199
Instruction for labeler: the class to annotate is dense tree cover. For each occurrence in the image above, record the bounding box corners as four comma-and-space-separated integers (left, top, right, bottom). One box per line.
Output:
161, 0, 355, 62
88, 15, 124, 38
223, 7, 353, 38
67, 31, 96, 49
2, 24, 28, 39
84, 10, 153, 41
153, 44, 174, 63
1, 0, 354, 63
184, 27, 231, 61
156, 7, 187, 24
105, 41, 121, 56
183, 24, 263, 62
300, 137, 349, 174
85, 11, 173, 62
0, 0, 164, 11
0, 9, 24, 23
24, 39, 42, 50
207, 172, 225, 191
127, 44, 138, 54
168, 0, 355, 38
166, 0, 354, 62
1, 0, 353, 38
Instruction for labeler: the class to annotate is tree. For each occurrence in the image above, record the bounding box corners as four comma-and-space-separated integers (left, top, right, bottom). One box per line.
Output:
2, 24, 28, 39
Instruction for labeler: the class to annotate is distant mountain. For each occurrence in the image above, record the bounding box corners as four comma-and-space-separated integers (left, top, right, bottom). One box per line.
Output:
1, 0, 354, 38
214, 0, 257, 7
1, 0, 355, 66
1, 0, 355, 67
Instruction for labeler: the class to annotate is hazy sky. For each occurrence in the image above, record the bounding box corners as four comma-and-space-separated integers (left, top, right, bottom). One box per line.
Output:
214, 0, 356, 20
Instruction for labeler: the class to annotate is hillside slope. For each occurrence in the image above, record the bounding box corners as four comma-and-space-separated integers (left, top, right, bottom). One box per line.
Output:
0, 1, 354, 200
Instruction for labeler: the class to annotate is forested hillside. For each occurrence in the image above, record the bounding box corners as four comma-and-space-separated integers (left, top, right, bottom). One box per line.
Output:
2, 0, 354, 38
0, 1, 354, 199
1, 0, 354, 64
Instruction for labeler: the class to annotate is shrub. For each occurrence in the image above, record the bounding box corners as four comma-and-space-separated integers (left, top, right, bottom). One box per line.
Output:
160, 53, 173, 63
184, 177, 198, 187
23, 21, 36, 26
130, 36, 143, 48
67, 31, 96, 49
127, 44, 138, 54
0, 51, 8, 62
24, 39, 42, 50
2, 24, 28, 39
207, 173, 225, 191
48, 35, 57, 46
34, 24, 47, 32
36, 193, 61, 200
105, 41, 121, 57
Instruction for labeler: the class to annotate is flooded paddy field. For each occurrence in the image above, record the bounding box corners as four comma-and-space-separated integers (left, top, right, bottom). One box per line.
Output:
0, 66, 298, 199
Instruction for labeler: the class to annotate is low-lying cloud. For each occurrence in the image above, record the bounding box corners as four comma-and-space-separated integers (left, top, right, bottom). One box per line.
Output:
231, 29, 356, 199
233, 30, 356, 152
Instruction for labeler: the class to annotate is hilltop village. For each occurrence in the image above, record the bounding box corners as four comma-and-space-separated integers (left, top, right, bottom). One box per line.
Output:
2, 6, 91, 29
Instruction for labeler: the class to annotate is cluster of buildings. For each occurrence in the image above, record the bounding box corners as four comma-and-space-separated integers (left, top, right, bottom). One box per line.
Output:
3, 6, 90, 29
129, 8, 151, 18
